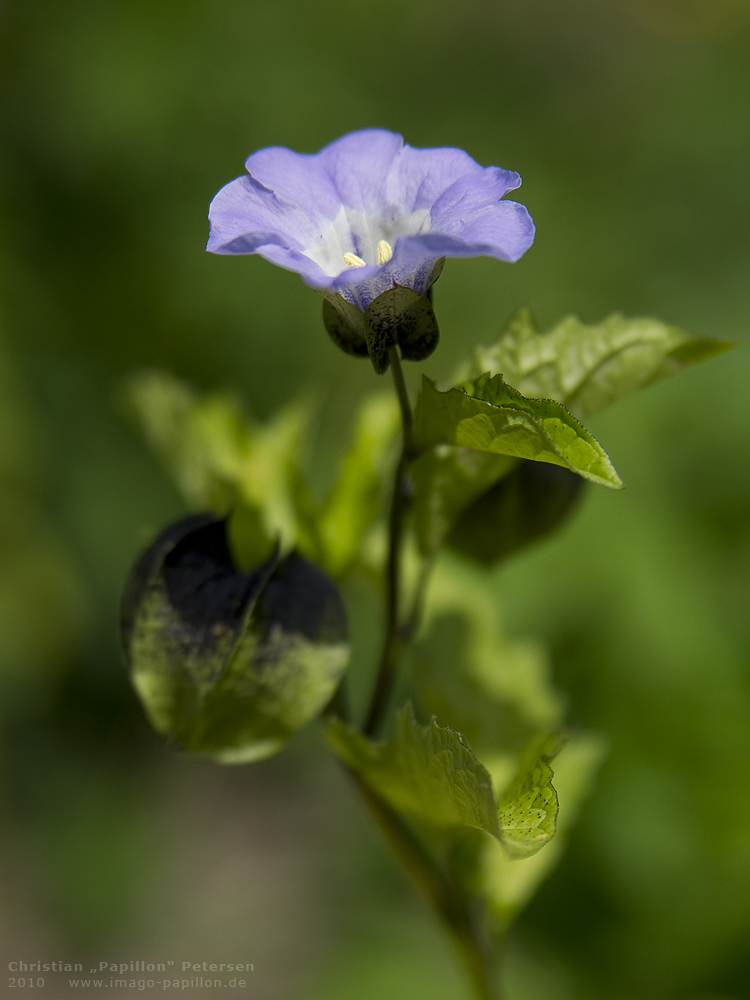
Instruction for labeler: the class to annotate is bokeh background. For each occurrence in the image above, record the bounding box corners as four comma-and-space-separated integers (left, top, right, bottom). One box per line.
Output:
1, 0, 749, 997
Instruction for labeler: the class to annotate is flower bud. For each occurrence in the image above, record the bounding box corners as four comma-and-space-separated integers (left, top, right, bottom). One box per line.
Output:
322, 267, 442, 374
121, 514, 349, 762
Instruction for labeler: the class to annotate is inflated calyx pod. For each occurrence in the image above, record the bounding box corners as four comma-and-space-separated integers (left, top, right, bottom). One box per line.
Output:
121, 514, 349, 763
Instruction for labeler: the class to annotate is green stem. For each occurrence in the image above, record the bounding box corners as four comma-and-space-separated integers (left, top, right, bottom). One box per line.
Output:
363, 347, 414, 736
388, 344, 416, 458
350, 770, 499, 1000
403, 553, 434, 640
357, 346, 500, 998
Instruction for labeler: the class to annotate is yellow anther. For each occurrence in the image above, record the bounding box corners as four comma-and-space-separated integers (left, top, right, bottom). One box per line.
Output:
377, 240, 393, 265
343, 252, 367, 268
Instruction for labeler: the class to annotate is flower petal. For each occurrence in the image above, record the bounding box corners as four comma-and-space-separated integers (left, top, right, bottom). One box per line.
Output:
207, 130, 535, 305
252, 243, 335, 288
318, 129, 405, 214
385, 144, 486, 213
425, 167, 535, 262
413, 200, 536, 263
430, 165, 523, 229
207, 175, 319, 254
244, 146, 342, 223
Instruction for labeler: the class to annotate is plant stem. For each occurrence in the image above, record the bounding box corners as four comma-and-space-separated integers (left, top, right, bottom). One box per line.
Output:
363, 347, 414, 736
388, 344, 416, 458
350, 770, 499, 1000
357, 346, 500, 998
403, 553, 434, 640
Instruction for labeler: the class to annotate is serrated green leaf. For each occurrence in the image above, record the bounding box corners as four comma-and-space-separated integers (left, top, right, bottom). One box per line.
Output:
470, 308, 732, 420
326, 703, 500, 837
414, 375, 623, 489
411, 310, 699, 552
483, 734, 607, 924
497, 735, 560, 859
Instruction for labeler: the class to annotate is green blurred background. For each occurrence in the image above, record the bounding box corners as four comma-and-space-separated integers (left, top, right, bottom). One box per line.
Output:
1, 0, 749, 997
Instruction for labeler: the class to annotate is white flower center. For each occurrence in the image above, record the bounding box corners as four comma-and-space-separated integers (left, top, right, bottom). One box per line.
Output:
343, 241, 393, 269
302, 206, 430, 276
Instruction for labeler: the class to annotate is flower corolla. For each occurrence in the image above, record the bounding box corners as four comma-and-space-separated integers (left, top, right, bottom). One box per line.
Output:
207, 129, 535, 312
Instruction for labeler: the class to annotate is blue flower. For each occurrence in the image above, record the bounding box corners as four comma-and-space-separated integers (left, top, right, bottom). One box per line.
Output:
207, 129, 535, 312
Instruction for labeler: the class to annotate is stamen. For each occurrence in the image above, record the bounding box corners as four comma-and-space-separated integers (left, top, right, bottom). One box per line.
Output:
343, 252, 367, 268
377, 240, 393, 265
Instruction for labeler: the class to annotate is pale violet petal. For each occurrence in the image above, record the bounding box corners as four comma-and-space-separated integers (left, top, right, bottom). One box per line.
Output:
254, 243, 335, 288
318, 129, 404, 215
429, 166, 523, 230
414, 200, 536, 263
207, 129, 535, 301
385, 144, 485, 212
207, 175, 321, 253
244, 146, 342, 223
